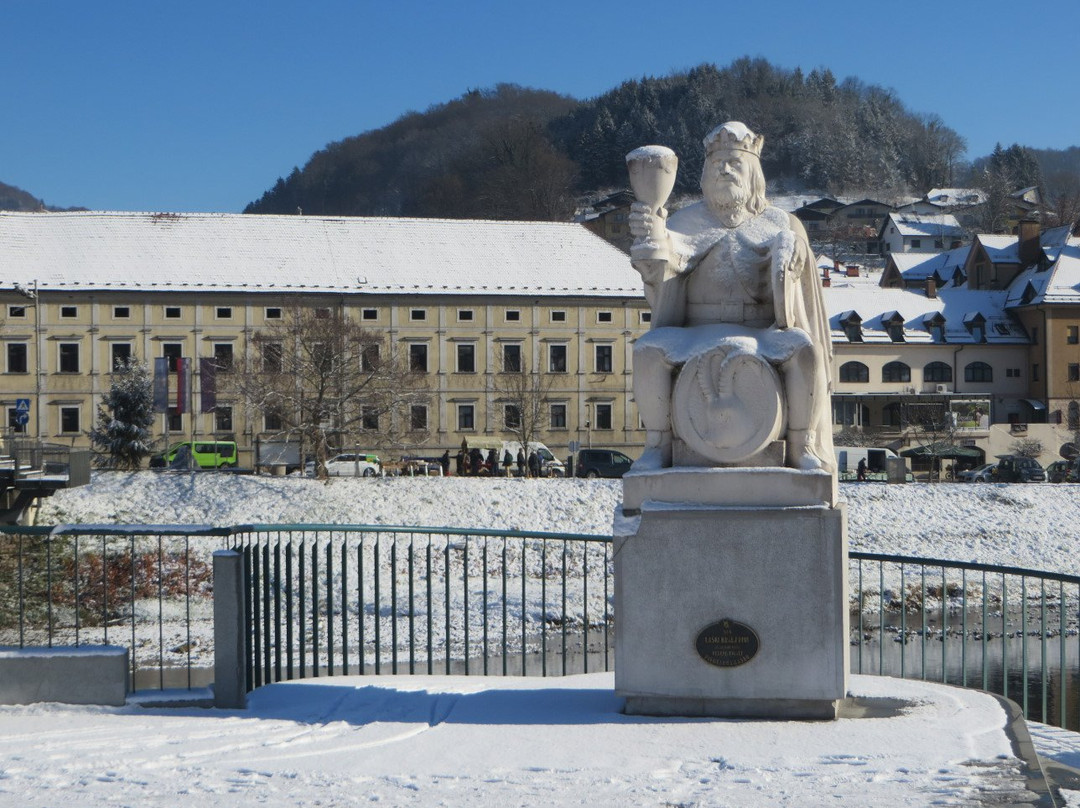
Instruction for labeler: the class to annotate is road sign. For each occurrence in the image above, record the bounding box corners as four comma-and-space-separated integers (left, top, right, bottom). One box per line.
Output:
14, 412, 28, 426
568, 440, 580, 453
15, 398, 30, 414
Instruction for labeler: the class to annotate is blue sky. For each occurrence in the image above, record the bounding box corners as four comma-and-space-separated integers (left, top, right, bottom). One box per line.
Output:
3, 0, 1078, 213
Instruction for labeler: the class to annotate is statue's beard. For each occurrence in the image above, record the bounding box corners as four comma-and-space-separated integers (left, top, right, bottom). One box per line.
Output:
704, 181, 749, 218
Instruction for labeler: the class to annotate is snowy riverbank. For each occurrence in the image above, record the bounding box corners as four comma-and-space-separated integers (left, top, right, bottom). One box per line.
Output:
37, 472, 1080, 574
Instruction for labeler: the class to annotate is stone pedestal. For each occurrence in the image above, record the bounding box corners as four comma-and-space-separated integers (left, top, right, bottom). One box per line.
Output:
615, 470, 848, 720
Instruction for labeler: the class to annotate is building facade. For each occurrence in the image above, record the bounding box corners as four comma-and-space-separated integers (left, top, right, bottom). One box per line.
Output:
0, 212, 649, 466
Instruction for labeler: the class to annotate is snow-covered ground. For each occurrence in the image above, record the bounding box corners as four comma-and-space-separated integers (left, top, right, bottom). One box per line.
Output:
2, 473, 1078, 806
36, 472, 1080, 574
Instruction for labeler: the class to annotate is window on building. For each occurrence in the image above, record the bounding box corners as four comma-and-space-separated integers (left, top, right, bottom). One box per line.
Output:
60, 306, 78, 318
1069, 364, 1080, 382
213, 343, 234, 372
263, 411, 283, 432
883, 403, 903, 427
457, 404, 475, 431
923, 362, 952, 383
505, 310, 520, 322
361, 344, 380, 372
886, 321, 905, 342
911, 239, 921, 248
7, 408, 26, 434
595, 344, 613, 373
1068, 326, 1079, 345
458, 309, 474, 322
409, 309, 426, 322
838, 362, 869, 383
410, 404, 427, 431
964, 361, 993, 383
408, 343, 428, 373
361, 308, 378, 321
548, 344, 568, 373
7, 306, 25, 318
550, 403, 567, 429
502, 343, 522, 373
264, 307, 282, 320
6, 343, 27, 374
597, 311, 613, 323
929, 323, 945, 342
1006, 368, 1020, 378
361, 406, 379, 431
165, 306, 182, 319
1069, 401, 1080, 432
640, 312, 652, 324
881, 361, 911, 383
314, 307, 331, 319
216, 307, 232, 319
262, 342, 283, 373
110, 343, 132, 370
550, 310, 566, 323
215, 406, 233, 432
595, 403, 613, 430
58, 342, 80, 373
504, 404, 521, 430
60, 406, 80, 434
167, 412, 183, 432
456, 343, 476, 373
113, 306, 130, 319
163, 342, 183, 372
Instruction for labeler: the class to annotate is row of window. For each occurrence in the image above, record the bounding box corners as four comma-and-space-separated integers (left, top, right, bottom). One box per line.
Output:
5, 339, 624, 377
838, 360, 1004, 384
7, 304, 649, 327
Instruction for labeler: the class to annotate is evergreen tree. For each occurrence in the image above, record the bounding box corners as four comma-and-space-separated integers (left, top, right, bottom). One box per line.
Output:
89, 359, 157, 470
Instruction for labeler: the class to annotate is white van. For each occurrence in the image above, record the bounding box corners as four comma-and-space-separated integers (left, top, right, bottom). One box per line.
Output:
833, 446, 898, 476
461, 438, 565, 477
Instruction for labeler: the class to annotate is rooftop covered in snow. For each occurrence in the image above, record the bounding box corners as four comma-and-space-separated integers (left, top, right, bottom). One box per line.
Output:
0, 211, 642, 298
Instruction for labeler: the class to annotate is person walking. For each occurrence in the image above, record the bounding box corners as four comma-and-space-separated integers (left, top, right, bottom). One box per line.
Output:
503, 449, 514, 477
487, 448, 499, 477
528, 451, 540, 478
469, 447, 484, 476
516, 448, 526, 477
440, 450, 450, 477
856, 457, 867, 482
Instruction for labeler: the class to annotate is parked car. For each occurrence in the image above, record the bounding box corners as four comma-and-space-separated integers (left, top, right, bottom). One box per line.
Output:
306, 453, 381, 477
1065, 458, 1080, 483
991, 455, 1046, 483
956, 463, 996, 483
1046, 460, 1073, 483
575, 449, 635, 479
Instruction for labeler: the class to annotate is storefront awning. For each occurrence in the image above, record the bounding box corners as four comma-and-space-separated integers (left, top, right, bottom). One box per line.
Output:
1021, 399, 1047, 411
900, 443, 984, 460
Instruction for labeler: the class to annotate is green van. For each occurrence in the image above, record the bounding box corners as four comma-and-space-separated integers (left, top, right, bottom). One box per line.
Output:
150, 440, 238, 469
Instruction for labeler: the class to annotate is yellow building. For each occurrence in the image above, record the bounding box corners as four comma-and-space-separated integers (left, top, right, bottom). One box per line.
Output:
0, 211, 649, 466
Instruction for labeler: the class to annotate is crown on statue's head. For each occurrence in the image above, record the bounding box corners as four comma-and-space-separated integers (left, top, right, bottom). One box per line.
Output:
703, 122, 764, 158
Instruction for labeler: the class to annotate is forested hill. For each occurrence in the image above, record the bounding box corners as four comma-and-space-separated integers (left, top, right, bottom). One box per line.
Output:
245, 58, 970, 220
0, 180, 87, 212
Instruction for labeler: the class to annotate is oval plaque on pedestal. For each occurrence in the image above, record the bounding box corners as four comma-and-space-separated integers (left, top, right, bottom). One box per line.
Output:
696, 619, 759, 667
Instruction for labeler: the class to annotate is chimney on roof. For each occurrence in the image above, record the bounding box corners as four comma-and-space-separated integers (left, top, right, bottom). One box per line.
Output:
846, 265, 859, 277
1018, 219, 1040, 265
822, 265, 831, 287
926, 278, 937, 298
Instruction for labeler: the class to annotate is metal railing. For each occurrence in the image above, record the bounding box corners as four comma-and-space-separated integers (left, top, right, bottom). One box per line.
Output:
850, 551, 1080, 730
230, 525, 613, 690
4, 525, 1080, 731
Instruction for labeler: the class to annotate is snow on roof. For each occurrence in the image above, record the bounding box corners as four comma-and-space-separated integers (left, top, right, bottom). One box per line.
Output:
823, 273, 1025, 344
884, 212, 964, 238
976, 234, 1020, 263
925, 188, 986, 206
888, 246, 970, 282
0, 211, 642, 298
1023, 237, 1080, 305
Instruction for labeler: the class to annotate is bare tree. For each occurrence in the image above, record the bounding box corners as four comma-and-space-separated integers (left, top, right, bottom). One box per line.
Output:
228, 308, 431, 478
489, 354, 562, 474
903, 400, 959, 482
1008, 437, 1044, 459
